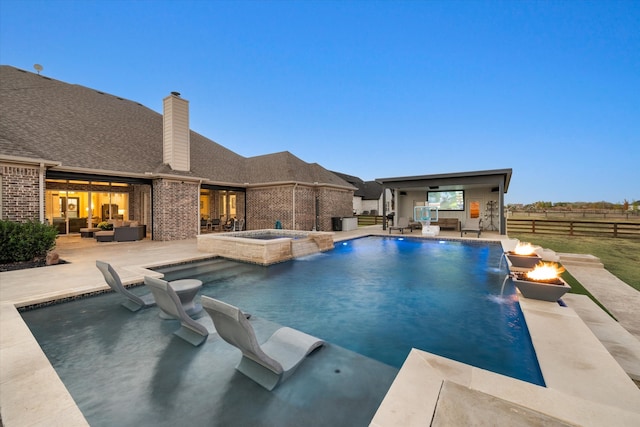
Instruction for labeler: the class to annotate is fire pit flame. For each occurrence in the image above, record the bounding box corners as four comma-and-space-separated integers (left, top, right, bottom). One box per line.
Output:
514, 242, 536, 256
526, 262, 565, 282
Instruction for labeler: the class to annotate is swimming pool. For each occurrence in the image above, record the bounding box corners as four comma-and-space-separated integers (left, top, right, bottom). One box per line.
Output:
158, 236, 544, 386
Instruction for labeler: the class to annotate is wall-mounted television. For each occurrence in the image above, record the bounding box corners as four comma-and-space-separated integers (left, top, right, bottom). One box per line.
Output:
427, 190, 465, 211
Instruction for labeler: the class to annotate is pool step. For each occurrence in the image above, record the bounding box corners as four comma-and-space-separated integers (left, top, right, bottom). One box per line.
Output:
154, 258, 231, 274
156, 258, 254, 283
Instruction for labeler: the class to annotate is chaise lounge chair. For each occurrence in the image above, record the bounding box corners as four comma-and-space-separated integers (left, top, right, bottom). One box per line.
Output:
96, 260, 156, 312
143, 276, 210, 346
201, 296, 325, 390
389, 216, 412, 234
461, 218, 482, 238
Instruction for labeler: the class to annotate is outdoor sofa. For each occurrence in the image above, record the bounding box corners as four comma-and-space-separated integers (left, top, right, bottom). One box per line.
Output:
96, 220, 146, 242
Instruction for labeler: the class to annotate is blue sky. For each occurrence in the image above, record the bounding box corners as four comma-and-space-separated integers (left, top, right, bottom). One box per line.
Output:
1, 0, 638, 204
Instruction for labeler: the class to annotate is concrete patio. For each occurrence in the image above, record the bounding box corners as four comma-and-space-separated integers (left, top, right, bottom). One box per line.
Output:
1, 226, 639, 426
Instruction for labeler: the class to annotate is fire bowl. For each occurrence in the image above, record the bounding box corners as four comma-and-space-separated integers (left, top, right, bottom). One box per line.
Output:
511, 273, 571, 302
506, 252, 542, 270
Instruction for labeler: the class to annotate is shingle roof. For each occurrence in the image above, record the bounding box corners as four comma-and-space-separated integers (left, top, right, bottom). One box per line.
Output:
0, 65, 351, 188
332, 171, 381, 199
246, 152, 353, 187
360, 181, 383, 200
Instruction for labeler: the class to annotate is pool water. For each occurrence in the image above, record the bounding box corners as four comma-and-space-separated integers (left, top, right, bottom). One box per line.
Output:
159, 236, 545, 386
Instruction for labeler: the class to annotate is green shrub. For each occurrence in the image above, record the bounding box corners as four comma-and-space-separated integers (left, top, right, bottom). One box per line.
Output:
97, 221, 113, 230
0, 220, 58, 263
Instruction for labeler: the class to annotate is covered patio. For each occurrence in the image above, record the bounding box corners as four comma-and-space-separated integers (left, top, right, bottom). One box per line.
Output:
376, 168, 512, 235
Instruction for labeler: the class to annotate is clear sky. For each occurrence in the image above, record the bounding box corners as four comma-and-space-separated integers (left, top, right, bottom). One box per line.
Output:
1, 0, 638, 205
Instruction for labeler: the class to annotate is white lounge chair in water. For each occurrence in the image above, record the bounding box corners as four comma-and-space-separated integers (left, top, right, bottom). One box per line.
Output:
461, 218, 482, 238
201, 296, 324, 390
96, 260, 155, 312
143, 276, 209, 347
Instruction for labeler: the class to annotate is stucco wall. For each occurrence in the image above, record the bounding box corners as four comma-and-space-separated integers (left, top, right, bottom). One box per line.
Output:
398, 188, 498, 224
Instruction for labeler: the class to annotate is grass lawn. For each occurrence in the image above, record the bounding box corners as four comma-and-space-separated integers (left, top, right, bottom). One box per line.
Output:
508, 234, 640, 291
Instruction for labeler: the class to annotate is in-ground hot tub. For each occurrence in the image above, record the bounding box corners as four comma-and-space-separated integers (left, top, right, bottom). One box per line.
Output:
197, 229, 335, 265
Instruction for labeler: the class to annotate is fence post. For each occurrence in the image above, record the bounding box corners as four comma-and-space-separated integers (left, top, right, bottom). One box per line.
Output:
614, 223, 618, 238
570, 221, 573, 236
532, 220, 536, 233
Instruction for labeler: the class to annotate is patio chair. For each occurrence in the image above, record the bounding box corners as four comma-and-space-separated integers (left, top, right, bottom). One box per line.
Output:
201, 296, 325, 390
143, 276, 209, 346
389, 216, 412, 234
224, 218, 236, 232
96, 260, 155, 312
461, 218, 482, 238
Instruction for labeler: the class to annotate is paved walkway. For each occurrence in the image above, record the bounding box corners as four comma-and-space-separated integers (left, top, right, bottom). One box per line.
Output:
2, 228, 640, 426
560, 253, 640, 340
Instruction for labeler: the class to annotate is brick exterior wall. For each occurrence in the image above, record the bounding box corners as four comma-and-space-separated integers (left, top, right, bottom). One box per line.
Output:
0, 163, 352, 238
152, 178, 199, 241
316, 187, 353, 231
294, 185, 316, 231
246, 184, 353, 231
246, 185, 293, 230
235, 193, 245, 227
1, 164, 40, 222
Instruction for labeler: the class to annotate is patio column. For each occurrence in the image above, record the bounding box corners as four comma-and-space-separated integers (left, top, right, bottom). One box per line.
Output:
499, 179, 506, 235
382, 187, 387, 230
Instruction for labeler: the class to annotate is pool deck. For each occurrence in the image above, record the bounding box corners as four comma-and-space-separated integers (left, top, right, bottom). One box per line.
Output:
1, 226, 639, 426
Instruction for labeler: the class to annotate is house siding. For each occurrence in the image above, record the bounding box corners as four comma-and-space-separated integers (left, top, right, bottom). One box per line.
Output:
1, 164, 40, 222
162, 94, 190, 172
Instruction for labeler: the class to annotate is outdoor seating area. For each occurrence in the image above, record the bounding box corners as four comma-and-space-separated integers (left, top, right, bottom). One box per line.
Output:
143, 276, 209, 347
432, 217, 460, 231
201, 296, 325, 390
388, 217, 412, 234
96, 260, 156, 312
200, 217, 245, 233
461, 218, 482, 238
95, 220, 147, 242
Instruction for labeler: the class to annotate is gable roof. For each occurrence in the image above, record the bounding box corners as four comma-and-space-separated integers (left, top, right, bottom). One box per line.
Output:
0, 65, 351, 188
332, 171, 382, 199
247, 152, 354, 187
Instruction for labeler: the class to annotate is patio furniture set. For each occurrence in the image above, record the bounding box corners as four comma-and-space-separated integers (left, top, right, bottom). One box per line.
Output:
82, 220, 147, 242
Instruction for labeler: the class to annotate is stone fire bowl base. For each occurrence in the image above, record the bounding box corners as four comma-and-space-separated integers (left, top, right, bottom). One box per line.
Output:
506, 253, 542, 270
512, 277, 571, 302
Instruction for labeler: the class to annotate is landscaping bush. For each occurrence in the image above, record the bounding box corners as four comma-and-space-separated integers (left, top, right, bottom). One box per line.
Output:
0, 220, 58, 264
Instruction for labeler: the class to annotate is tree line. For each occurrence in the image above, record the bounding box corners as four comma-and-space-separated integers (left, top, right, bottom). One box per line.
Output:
508, 200, 638, 211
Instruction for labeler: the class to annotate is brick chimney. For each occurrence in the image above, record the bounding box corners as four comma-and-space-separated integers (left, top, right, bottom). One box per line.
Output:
162, 92, 190, 171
